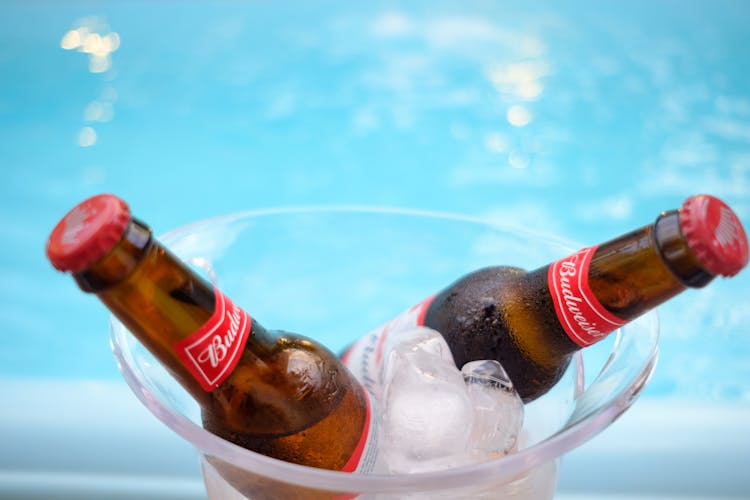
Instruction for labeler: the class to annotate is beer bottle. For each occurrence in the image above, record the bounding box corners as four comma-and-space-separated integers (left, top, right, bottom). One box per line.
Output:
343, 194, 748, 403
46, 194, 377, 472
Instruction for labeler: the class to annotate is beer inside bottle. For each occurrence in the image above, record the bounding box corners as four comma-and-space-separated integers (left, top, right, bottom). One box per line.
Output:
46, 194, 377, 473
343, 194, 749, 402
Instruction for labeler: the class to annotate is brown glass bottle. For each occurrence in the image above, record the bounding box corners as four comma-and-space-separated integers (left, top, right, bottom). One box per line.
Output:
46, 194, 376, 472
344, 194, 749, 402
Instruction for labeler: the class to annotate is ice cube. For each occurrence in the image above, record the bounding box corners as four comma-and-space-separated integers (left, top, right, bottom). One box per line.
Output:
377, 327, 525, 474
462, 360, 524, 456
381, 326, 455, 390
379, 328, 473, 473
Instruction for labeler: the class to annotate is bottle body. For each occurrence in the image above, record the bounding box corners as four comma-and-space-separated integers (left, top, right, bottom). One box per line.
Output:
342, 264, 576, 403
47, 196, 377, 472
344, 200, 748, 403
201, 326, 373, 470
98, 225, 377, 471
424, 265, 575, 403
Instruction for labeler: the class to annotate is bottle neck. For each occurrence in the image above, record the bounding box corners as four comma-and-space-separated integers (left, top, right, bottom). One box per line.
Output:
74, 219, 152, 293
534, 210, 715, 351
73, 219, 235, 403
585, 210, 712, 323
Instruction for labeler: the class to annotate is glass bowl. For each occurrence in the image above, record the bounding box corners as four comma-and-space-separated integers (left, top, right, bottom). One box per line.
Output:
111, 206, 658, 499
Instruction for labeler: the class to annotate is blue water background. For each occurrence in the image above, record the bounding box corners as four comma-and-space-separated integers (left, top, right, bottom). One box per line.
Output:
1, 1, 749, 401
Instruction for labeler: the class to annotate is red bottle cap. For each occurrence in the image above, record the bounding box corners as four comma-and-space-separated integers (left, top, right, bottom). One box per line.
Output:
46, 194, 131, 272
679, 194, 749, 277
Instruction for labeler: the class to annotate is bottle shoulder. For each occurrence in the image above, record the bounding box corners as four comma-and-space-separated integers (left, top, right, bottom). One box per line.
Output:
424, 264, 575, 401
451, 265, 527, 291
207, 328, 361, 436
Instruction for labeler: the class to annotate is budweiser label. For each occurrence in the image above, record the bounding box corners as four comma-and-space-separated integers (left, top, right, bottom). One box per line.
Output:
174, 288, 252, 391
548, 245, 626, 346
340, 388, 379, 475
342, 296, 434, 401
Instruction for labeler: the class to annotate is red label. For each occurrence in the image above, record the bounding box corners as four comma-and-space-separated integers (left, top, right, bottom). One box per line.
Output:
548, 246, 626, 347
173, 289, 252, 391
340, 386, 378, 474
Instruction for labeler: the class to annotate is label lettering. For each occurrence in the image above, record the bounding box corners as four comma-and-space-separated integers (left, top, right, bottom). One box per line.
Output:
174, 289, 252, 391
548, 246, 625, 346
